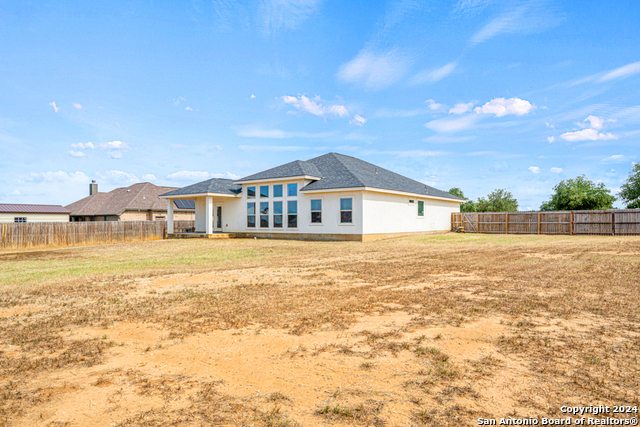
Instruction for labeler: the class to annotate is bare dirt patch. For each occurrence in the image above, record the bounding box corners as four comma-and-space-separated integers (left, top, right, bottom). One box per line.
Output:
1, 234, 638, 426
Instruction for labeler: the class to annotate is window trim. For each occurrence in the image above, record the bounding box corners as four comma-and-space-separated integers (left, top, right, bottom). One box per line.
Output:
273, 184, 283, 198
273, 201, 283, 228
247, 186, 256, 199
259, 201, 269, 228
339, 197, 354, 226
418, 200, 425, 218
287, 182, 298, 197
247, 202, 256, 228
259, 185, 269, 198
287, 199, 298, 229
310, 198, 323, 225
14, 217, 27, 223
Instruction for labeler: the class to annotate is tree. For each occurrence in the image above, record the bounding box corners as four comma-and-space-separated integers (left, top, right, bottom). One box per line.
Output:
619, 163, 640, 209
477, 189, 518, 212
540, 175, 615, 211
448, 187, 477, 212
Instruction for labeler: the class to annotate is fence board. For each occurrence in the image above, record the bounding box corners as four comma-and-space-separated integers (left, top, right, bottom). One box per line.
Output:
0, 220, 195, 250
452, 209, 640, 236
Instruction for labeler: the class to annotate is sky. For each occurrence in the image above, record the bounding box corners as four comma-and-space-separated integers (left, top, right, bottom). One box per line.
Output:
1, 0, 639, 210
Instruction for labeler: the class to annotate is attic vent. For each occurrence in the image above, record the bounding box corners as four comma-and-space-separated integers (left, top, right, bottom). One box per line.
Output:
375, 167, 378, 174
425, 185, 428, 194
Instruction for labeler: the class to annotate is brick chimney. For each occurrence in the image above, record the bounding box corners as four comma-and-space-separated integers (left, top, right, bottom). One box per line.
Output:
90, 180, 98, 196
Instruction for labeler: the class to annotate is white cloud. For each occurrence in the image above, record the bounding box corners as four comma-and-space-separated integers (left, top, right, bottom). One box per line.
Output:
560, 128, 617, 142
550, 167, 563, 173
547, 136, 555, 143
215, 145, 223, 151
424, 114, 479, 133
73, 103, 82, 109
474, 97, 534, 117
597, 61, 640, 82
21, 171, 90, 184
107, 152, 123, 159
173, 96, 186, 106
98, 141, 130, 150
142, 174, 157, 182
96, 170, 140, 184
349, 114, 367, 126
584, 115, 604, 129
470, 0, 561, 45
528, 166, 541, 174
601, 154, 635, 164
258, 0, 323, 35
449, 102, 475, 115
425, 99, 444, 111
167, 170, 239, 182
337, 48, 412, 91
251, 94, 256, 99
237, 127, 335, 139
185, 106, 193, 111
49, 101, 59, 113
410, 62, 457, 84
282, 94, 348, 118
68, 150, 85, 158
71, 142, 95, 149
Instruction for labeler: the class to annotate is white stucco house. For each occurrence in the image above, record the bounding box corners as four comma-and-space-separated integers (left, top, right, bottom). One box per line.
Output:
160, 153, 463, 241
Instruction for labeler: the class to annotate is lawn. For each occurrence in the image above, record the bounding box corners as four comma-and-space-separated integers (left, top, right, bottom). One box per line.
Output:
0, 234, 638, 426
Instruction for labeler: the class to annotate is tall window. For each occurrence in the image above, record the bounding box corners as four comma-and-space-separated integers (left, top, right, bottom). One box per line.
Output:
260, 185, 269, 198
260, 202, 269, 228
273, 184, 283, 198
287, 183, 297, 197
247, 186, 256, 199
273, 201, 283, 228
14, 217, 26, 223
340, 198, 352, 224
247, 202, 256, 227
287, 200, 297, 228
418, 200, 424, 217
311, 199, 322, 223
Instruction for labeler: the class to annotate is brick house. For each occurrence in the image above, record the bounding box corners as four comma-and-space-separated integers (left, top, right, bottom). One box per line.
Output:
66, 181, 195, 222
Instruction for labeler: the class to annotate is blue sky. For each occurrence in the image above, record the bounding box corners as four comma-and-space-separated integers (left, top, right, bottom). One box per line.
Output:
1, 0, 639, 210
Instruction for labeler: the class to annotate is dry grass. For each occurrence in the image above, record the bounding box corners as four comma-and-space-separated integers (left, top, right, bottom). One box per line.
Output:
0, 234, 638, 426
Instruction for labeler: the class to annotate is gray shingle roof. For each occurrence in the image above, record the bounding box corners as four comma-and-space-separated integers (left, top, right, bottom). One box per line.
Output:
300, 153, 464, 200
235, 160, 322, 182
160, 178, 241, 197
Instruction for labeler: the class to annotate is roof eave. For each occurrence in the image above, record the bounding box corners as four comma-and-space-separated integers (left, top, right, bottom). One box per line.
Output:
301, 186, 465, 202
159, 192, 241, 199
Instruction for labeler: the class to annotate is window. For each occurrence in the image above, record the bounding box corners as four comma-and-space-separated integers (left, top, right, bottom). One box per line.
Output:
311, 199, 322, 223
418, 200, 424, 217
287, 183, 297, 197
273, 201, 283, 228
409, 199, 415, 204
260, 185, 269, 198
14, 217, 26, 223
340, 198, 352, 224
273, 184, 283, 198
260, 202, 269, 228
155, 216, 165, 220
247, 186, 256, 199
247, 202, 256, 227
287, 200, 297, 228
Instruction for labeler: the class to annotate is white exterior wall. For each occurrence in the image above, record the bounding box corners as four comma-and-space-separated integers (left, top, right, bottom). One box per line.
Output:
234, 180, 363, 235
0, 213, 70, 223
362, 191, 459, 235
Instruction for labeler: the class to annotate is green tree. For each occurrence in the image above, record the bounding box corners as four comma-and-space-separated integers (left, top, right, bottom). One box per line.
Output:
448, 187, 477, 212
540, 175, 615, 211
619, 163, 640, 209
477, 189, 519, 212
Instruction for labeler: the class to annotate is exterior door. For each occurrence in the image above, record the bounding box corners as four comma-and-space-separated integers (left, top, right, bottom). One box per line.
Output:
215, 205, 223, 231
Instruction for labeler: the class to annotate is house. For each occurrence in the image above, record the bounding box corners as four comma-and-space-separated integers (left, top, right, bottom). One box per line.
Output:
0, 204, 70, 223
160, 152, 463, 241
66, 181, 195, 222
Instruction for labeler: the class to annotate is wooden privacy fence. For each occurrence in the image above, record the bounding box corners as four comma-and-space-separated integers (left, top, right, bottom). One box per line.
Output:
452, 209, 640, 235
0, 220, 196, 250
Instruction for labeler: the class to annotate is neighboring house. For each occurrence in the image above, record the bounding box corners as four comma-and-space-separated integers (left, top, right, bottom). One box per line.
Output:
0, 204, 70, 223
66, 182, 195, 222
160, 152, 463, 241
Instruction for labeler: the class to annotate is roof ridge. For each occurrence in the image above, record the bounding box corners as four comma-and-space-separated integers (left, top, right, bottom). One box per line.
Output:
327, 152, 366, 187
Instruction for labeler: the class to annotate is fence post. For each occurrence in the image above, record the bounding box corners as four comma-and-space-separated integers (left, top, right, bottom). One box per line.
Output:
570, 212, 574, 235
537, 212, 541, 234
612, 212, 615, 236
476, 213, 479, 233
505, 212, 509, 234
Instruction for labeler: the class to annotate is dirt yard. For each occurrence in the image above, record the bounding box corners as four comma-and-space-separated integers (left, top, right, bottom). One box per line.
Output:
0, 234, 638, 426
